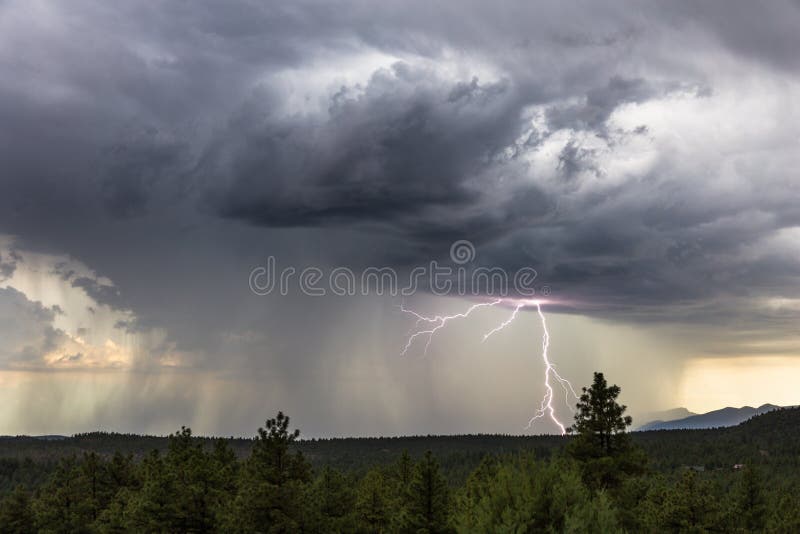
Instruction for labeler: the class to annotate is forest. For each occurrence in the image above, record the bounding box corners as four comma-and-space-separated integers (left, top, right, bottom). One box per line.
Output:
1, 372, 799, 533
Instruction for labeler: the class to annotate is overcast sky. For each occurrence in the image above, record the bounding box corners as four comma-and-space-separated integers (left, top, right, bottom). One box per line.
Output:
2, 0, 800, 437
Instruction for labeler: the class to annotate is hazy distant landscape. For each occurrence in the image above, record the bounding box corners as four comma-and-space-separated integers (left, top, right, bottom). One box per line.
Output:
637, 404, 785, 431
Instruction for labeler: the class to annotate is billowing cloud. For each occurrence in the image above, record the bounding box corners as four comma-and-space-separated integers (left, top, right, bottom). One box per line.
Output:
1, 0, 800, 434
1, 0, 798, 314
0, 287, 64, 367
0, 253, 17, 281
0, 245, 187, 372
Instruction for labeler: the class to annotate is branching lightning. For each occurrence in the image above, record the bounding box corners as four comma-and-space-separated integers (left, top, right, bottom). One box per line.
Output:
400, 298, 578, 434
399, 299, 502, 356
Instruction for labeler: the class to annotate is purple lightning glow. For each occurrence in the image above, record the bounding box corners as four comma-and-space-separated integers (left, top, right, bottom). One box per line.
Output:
400, 298, 578, 434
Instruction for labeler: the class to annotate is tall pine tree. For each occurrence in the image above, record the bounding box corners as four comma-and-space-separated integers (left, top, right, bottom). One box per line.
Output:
224, 412, 312, 533
568, 372, 646, 489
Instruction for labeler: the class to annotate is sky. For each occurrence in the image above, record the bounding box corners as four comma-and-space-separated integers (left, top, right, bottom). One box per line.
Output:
1, 0, 800, 437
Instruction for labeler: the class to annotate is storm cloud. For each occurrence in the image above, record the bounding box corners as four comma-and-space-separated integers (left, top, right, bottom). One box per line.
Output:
1, 0, 800, 435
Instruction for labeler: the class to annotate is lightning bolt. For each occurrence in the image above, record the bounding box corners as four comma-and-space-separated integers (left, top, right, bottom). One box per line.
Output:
400, 298, 578, 435
399, 299, 503, 356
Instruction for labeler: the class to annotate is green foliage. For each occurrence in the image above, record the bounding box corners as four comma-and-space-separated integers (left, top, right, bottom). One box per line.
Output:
307, 466, 357, 532
564, 490, 622, 534
609, 472, 653, 531
732, 466, 766, 531
123, 427, 236, 532
644, 470, 723, 532
32, 457, 95, 533
766, 492, 800, 532
452, 455, 498, 531
571, 372, 633, 454
399, 451, 451, 534
393, 450, 414, 491
355, 469, 391, 533
0, 485, 34, 533
568, 371, 646, 489
223, 411, 312, 533
1, 379, 800, 533
453, 455, 601, 533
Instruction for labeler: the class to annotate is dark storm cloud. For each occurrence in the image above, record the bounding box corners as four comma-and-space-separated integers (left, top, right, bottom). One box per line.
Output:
101, 128, 191, 218
71, 277, 127, 312
0, 253, 16, 281
212, 66, 523, 229
655, 1, 800, 72
557, 141, 600, 181
51, 262, 76, 282
545, 76, 656, 135
1, 0, 800, 336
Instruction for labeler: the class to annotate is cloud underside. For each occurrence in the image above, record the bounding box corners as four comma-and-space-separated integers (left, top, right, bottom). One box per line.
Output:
0, 0, 799, 349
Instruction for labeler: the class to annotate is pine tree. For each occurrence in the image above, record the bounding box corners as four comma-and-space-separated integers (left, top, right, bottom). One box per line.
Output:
400, 451, 451, 534
0, 486, 35, 534
453, 455, 590, 532
224, 412, 312, 533
732, 466, 766, 531
355, 470, 390, 533
570, 372, 632, 456
452, 455, 498, 531
80, 452, 113, 524
564, 490, 623, 534
121, 427, 223, 532
122, 450, 178, 532
568, 372, 646, 489
165, 426, 224, 532
106, 452, 137, 491
657, 470, 720, 532
308, 466, 357, 532
210, 438, 239, 526
394, 450, 414, 492
32, 457, 94, 533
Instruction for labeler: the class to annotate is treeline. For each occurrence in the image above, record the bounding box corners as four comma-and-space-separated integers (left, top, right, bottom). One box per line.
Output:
1, 373, 799, 532
4, 412, 799, 482
0, 433, 566, 487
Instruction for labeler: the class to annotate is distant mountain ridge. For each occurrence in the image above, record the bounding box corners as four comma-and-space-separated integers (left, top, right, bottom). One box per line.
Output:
636, 407, 696, 429
638, 404, 782, 431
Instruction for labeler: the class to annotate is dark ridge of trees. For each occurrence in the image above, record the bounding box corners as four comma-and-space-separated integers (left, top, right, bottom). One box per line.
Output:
1, 376, 800, 532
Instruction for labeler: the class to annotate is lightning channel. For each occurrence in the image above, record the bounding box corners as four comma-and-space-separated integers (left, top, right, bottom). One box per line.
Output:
400, 298, 578, 434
